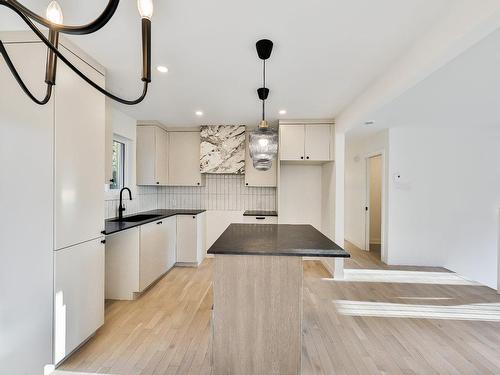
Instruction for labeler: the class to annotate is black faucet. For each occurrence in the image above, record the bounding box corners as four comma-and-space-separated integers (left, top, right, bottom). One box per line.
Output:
118, 187, 132, 220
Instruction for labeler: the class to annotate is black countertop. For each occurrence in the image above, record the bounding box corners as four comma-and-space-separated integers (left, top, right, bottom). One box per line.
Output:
243, 210, 278, 217
207, 224, 349, 258
105, 209, 205, 235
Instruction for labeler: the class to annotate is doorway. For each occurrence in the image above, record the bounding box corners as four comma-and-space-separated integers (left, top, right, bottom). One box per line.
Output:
365, 154, 382, 259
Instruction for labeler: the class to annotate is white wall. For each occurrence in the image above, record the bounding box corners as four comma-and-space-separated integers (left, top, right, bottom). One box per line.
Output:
279, 164, 323, 231
345, 130, 389, 250
387, 127, 500, 288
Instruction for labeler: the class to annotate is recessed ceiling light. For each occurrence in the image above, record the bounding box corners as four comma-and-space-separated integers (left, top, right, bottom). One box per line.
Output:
365, 120, 375, 125
279, 110, 287, 115
156, 65, 168, 73
195, 111, 203, 116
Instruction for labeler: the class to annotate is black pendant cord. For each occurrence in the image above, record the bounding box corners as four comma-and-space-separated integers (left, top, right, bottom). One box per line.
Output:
262, 59, 266, 121
4, 0, 120, 35
0, 0, 149, 105
0, 40, 53, 105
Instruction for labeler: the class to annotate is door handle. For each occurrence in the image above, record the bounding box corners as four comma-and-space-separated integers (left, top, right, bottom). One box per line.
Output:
157, 221, 163, 225
256, 217, 266, 220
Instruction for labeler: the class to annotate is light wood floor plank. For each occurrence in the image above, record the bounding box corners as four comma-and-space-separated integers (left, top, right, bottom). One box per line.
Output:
60, 241, 500, 374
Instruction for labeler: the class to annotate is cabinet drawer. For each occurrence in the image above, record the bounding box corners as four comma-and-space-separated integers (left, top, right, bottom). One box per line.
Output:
243, 216, 278, 224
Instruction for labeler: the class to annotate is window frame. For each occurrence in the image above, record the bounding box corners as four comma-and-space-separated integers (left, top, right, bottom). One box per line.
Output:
110, 139, 126, 191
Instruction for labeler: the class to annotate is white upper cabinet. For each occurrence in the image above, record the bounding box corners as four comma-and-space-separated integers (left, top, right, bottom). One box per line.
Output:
279, 125, 305, 160
168, 131, 205, 186
54, 45, 105, 249
137, 125, 169, 185
304, 124, 331, 161
279, 124, 333, 162
244, 132, 277, 187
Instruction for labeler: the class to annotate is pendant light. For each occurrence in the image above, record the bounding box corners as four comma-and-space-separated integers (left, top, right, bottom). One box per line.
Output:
0, 0, 153, 105
249, 39, 278, 171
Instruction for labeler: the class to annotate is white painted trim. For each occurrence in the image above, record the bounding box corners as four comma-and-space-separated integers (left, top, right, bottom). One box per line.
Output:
345, 236, 364, 251
363, 150, 387, 262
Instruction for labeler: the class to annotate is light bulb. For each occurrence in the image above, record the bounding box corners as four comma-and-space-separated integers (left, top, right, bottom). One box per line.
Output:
137, 0, 154, 19
46, 0, 63, 25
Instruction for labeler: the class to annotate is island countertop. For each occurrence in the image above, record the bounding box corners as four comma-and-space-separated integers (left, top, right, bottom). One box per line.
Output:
207, 223, 350, 258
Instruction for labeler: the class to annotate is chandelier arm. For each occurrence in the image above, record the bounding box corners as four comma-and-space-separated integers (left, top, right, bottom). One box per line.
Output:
3, 0, 120, 35
0, 40, 53, 105
0, 1, 149, 105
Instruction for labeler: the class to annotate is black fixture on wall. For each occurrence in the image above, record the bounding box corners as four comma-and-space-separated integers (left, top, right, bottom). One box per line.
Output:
0, 0, 153, 105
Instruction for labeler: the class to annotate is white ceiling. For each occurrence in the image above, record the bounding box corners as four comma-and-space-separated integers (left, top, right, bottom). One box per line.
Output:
347, 22, 500, 141
0, 0, 455, 126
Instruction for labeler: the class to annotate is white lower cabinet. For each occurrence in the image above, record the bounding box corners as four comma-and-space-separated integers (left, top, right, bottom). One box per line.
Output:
176, 213, 206, 265
105, 216, 178, 300
243, 215, 278, 224
54, 238, 105, 364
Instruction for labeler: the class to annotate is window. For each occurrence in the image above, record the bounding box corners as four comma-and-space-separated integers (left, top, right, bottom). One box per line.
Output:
110, 139, 125, 190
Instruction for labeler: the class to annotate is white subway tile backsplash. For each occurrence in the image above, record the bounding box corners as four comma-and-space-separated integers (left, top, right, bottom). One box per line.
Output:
104, 175, 276, 219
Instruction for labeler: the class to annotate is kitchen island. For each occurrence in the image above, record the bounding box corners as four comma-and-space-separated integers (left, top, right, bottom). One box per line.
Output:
207, 223, 349, 375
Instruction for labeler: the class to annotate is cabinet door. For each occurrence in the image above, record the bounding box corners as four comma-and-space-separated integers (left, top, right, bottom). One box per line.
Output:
244, 132, 277, 187
169, 131, 204, 186
279, 125, 305, 160
176, 215, 198, 263
164, 216, 177, 270
137, 126, 157, 185
0, 41, 54, 374
155, 127, 169, 185
304, 125, 331, 161
54, 46, 105, 249
139, 219, 168, 291
54, 238, 105, 364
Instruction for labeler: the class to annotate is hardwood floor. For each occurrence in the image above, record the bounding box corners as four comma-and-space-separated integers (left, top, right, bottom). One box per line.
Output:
60, 242, 500, 374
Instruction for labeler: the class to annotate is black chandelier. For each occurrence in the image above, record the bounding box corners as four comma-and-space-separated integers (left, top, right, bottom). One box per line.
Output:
0, 0, 153, 105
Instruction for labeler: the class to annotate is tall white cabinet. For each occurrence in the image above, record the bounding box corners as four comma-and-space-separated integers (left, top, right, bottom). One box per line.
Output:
0, 32, 105, 372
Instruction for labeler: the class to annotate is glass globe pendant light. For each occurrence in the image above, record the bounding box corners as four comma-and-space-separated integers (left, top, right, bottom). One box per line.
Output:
249, 39, 278, 171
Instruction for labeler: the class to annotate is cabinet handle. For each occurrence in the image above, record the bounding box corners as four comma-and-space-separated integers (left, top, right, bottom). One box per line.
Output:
156, 181, 160, 185
306, 156, 310, 160
197, 182, 200, 185
245, 182, 249, 186
101, 239, 106, 244
157, 221, 163, 225
256, 217, 266, 220
300, 156, 304, 160
101, 230, 106, 235
192, 216, 196, 219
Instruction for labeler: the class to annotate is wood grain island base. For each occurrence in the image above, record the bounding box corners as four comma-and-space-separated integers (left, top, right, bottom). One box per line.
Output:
208, 224, 349, 375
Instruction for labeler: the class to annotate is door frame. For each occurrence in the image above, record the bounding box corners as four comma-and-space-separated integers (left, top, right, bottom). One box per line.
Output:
364, 150, 387, 263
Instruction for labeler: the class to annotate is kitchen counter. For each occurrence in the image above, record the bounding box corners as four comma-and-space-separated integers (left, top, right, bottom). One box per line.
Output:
104, 209, 206, 235
207, 223, 349, 258
243, 210, 278, 217
210, 223, 348, 374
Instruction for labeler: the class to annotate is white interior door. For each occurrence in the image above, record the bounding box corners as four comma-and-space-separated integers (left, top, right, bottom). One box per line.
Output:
365, 154, 383, 254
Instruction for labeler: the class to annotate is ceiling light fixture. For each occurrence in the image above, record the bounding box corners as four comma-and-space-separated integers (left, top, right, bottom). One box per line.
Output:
248, 39, 278, 171
279, 110, 287, 115
157, 65, 168, 73
0, 0, 154, 105
195, 111, 203, 116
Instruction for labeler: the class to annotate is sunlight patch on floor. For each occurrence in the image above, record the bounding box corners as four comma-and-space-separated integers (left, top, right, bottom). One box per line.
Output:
322, 269, 479, 285
334, 300, 500, 322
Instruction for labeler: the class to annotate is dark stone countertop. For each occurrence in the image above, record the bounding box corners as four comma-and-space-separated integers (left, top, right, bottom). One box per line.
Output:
105, 209, 205, 235
243, 210, 278, 217
207, 224, 349, 258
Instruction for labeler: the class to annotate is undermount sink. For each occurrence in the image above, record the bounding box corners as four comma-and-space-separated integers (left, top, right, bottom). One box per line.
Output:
110, 214, 163, 223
